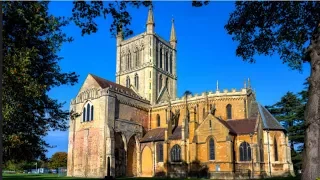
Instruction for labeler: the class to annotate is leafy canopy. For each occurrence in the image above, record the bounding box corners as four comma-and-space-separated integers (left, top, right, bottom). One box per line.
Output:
48, 152, 67, 169
3, 1, 78, 162
225, 1, 320, 70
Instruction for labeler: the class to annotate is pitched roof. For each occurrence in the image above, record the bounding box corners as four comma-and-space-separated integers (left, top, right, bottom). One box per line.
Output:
90, 74, 137, 96
226, 118, 257, 135
140, 126, 183, 143
249, 101, 286, 131
216, 118, 237, 134
140, 128, 165, 143
169, 126, 182, 140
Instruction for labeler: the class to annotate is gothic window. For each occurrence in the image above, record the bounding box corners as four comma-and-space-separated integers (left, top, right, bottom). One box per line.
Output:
126, 76, 130, 88
165, 52, 168, 71
160, 48, 163, 69
274, 137, 278, 161
203, 107, 206, 119
86, 103, 90, 121
157, 143, 163, 162
157, 114, 160, 127
83, 103, 94, 122
83, 107, 86, 122
239, 142, 251, 161
170, 53, 172, 73
91, 105, 94, 120
209, 138, 215, 160
226, 104, 232, 119
171, 144, 181, 162
134, 74, 139, 90
159, 75, 163, 92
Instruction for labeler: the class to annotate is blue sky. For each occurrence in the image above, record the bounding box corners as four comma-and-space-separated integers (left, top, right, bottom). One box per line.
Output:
44, 1, 310, 158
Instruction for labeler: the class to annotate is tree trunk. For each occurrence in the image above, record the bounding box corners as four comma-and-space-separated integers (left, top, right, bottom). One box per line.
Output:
302, 28, 320, 180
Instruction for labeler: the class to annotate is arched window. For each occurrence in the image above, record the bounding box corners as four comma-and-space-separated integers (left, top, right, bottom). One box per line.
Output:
159, 48, 163, 69
209, 138, 215, 160
134, 74, 139, 90
274, 137, 278, 161
157, 114, 160, 127
226, 104, 232, 119
209, 120, 212, 128
157, 143, 163, 162
171, 144, 181, 162
91, 105, 94, 120
170, 53, 172, 73
86, 103, 90, 121
203, 107, 206, 119
83, 107, 86, 122
166, 78, 169, 87
126, 76, 130, 88
239, 142, 251, 161
159, 75, 163, 92
165, 52, 168, 71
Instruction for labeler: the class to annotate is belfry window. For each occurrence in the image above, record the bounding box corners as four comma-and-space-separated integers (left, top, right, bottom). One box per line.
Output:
226, 104, 232, 119
203, 107, 206, 119
134, 74, 139, 90
209, 138, 215, 160
170, 53, 172, 73
157, 143, 163, 162
165, 52, 169, 71
239, 142, 251, 161
83, 103, 94, 122
171, 144, 181, 162
160, 48, 163, 69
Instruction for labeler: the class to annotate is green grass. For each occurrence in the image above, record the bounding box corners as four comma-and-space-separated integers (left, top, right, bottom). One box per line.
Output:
3, 174, 301, 180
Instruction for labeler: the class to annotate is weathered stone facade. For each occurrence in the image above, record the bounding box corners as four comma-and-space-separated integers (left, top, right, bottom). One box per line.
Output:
67, 6, 294, 179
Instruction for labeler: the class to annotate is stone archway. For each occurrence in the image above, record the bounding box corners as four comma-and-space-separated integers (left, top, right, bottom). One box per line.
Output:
141, 146, 153, 177
126, 135, 137, 177
115, 132, 126, 177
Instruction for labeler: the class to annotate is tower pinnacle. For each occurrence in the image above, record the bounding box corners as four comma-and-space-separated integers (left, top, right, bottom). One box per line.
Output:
170, 17, 177, 49
146, 5, 155, 34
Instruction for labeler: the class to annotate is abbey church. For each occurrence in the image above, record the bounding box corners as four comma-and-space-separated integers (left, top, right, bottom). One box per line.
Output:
67, 6, 294, 179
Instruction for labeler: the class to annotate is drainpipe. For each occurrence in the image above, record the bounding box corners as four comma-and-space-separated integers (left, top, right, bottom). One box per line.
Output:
267, 129, 271, 176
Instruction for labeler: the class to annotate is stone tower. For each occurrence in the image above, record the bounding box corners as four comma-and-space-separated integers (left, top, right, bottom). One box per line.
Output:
115, 5, 177, 104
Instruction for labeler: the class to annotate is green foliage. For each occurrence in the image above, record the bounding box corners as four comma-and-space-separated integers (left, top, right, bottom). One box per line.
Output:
3, 1, 78, 162
48, 152, 67, 169
225, 2, 320, 71
71, 1, 152, 37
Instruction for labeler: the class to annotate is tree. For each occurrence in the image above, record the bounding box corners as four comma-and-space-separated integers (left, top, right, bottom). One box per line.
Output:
183, 90, 192, 120
2, 1, 78, 165
218, 2, 320, 179
266, 91, 305, 171
71, 1, 152, 37
48, 152, 67, 169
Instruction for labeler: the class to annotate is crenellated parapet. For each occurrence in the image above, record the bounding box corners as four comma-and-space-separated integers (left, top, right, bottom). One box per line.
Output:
152, 88, 253, 109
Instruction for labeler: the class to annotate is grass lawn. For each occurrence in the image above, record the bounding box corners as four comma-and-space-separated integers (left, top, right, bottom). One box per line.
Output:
3, 174, 301, 180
